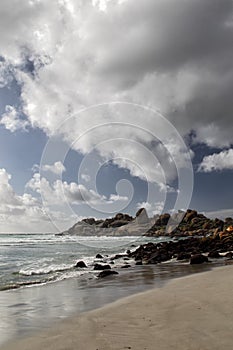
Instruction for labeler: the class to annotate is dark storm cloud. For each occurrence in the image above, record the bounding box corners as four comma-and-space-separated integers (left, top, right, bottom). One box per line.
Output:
95, 0, 233, 79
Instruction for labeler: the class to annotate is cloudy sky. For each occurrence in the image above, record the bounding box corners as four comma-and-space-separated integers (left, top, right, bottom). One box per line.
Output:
0, 0, 233, 233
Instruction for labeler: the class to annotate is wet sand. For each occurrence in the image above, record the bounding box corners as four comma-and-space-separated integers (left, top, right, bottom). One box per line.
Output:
1, 265, 233, 350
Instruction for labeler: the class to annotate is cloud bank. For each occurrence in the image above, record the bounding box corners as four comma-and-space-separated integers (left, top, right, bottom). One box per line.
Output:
0, 0, 232, 164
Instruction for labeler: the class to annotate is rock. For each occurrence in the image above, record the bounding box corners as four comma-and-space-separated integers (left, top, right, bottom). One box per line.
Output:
75, 260, 87, 268
136, 208, 145, 217
208, 251, 221, 258
98, 270, 119, 278
190, 254, 208, 264
177, 253, 191, 261
112, 254, 127, 260
121, 264, 131, 268
226, 225, 233, 233
115, 213, 124, 220
135, 260, 142, 265
184, 210, 198, 223
96, 254, 103, 259
108, 220, 129, 228
93, 264, 111, 270
135, 208, 149, 224
82, 218, 96, 225
224, 252, 233, 259
114, 213, 133, 222
154, 213, 170, 226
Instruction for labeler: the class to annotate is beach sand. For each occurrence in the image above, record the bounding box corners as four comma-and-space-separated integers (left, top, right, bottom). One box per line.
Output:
1, 265, 233, 350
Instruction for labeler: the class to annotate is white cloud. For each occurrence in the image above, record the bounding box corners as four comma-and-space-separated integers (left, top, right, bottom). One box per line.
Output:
26, 172, 129, 207
198, 149, 233, 172
42, 161, 66, 174
0, 105, 28, 132
26, 173, 106, 205
81, 174, 91, 182
108, 194, 128, 202
0, 168, 85, 233
0, 168, 50, 232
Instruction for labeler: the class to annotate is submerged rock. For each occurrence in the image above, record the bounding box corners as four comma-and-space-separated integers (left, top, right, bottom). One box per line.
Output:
97, 270, 119, 278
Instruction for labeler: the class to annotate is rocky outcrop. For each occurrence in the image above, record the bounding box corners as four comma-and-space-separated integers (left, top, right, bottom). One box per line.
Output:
145, 209, 228, 238
58, 208, 157, 236
128, 233, 233, 265
57, 208, 233, 238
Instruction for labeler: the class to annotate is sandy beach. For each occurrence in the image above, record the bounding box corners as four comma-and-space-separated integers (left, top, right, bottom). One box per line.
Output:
1, 265, 232, 350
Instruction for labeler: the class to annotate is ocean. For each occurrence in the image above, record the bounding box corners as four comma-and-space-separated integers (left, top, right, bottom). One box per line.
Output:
0, 233, 147, 291
0, 233, 216, 346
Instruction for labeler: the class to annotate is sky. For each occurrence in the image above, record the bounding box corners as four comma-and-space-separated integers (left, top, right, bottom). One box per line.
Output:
0, 0, 233, 233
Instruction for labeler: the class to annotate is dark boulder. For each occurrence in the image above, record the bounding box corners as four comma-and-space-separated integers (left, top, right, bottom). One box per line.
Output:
94, 264, 111, 270
82, 218, 96, 225
112, 254, 127, 260
190, 254, 208, 264
135, 260, 142, 265
121, 264, 131, 268
154, 213, 170, 226
96, 254, 103, 259
98, 270, 119, 278
208, 251, 221, 259
75, 261, 87, 268
177, 253, 191, 261
184, 210, 198, 223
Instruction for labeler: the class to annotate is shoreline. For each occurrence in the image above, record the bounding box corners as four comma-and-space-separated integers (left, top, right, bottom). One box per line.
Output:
1, 265, 233, 350
0, 261, 216, 347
